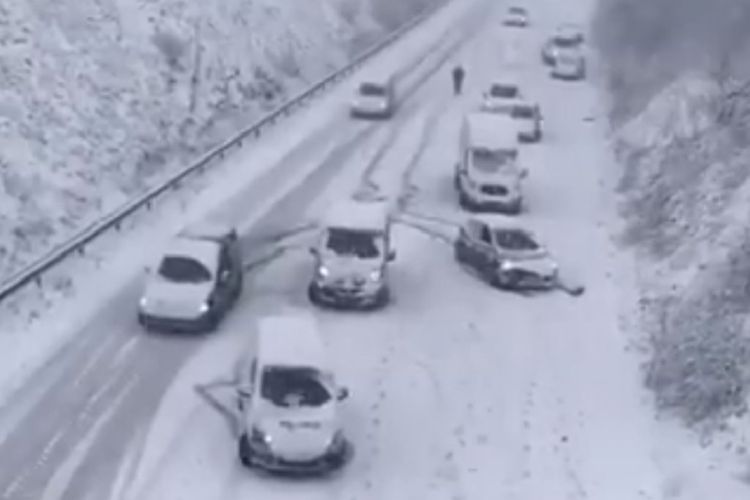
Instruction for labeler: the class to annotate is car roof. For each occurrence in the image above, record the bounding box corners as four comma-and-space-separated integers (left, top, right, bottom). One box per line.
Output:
257, 314, 325, 368
465, 112, 518, 149
180, 220, 236, 242
323, 199, 390, 231
164, 236, 220, 268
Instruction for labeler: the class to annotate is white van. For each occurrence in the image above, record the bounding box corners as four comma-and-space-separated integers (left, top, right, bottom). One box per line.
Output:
308, 199, 396, 309
237, 313, 351, 474
454, 112, 527, 214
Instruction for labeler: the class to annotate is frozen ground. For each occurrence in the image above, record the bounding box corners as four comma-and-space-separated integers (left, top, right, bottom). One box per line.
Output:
0, 0, 436, 279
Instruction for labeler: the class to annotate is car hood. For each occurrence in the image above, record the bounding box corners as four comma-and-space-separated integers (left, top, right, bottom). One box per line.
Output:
257, 403, 338, 460
141, 276, 213, 317
498, 250, 558, 276
321, 255, 381, 280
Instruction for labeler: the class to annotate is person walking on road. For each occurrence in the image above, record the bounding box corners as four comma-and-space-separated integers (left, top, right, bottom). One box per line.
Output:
452, 64, 465, 95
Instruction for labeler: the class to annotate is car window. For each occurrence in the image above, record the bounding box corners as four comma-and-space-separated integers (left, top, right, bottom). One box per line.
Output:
489, 84, 518, 98
325, 228, 384, 259
493, 229, 540, 250
512, 105, 535, 119
471, 148, 516, 172
260, 366, 332, 407
157, 255, 212, 283
359, 83, 386, 96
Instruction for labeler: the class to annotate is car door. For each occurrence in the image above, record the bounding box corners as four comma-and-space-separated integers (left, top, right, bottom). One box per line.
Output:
215, 245, 233, 310
475, 222, 498, 277
462, 219, 488, 270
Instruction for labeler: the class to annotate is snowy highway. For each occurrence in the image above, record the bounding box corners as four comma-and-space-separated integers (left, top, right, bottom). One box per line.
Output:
0, 0, 681, 498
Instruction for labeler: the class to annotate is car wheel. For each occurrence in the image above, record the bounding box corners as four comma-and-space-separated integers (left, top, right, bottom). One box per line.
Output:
238, 433, 253, 468
454, 241, 467, 263
495, 270, 522, 289
308, 283, 322, 305
371, 286, 390, 310
459, 192, 475, 211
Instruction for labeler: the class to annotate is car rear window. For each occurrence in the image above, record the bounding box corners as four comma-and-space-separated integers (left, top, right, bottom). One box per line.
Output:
512, 105, 534, 118
489, 84, 518, 98
158, 255, 212, 283
260, 366, 331, 407
493, 229, 539, 250
359, 83, 386, 96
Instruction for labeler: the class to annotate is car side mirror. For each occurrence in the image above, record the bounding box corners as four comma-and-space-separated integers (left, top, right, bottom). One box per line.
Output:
521, 169, 529, 179
309, 247, 319, 257
387, 250, 396, 262
219, 270, 231, 282
337, 387, 349, 401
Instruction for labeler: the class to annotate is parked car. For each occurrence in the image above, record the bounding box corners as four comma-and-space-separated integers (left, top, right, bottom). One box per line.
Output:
454, 215, 559, 290
308, 199, 396, 309
511, 102, 543, 142
138, 221, 243, 332
541, 24, 585, 65
236, 313, 351, 474
550, 46, 586, 80
350, 76, 396, 119
481, 79, 523, 114
503, 6, 529, 27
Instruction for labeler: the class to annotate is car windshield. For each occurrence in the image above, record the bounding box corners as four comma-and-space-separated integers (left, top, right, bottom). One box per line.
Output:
157, 255, 212, 283
471, 148, 516, 171
359, 83, 386, 96
260, 366, 332, 407
493, 229, 540, 251
325, 228, 383, 259
553, 35, 580, 48
489, 84, 518, 98
512, 105, 534, 118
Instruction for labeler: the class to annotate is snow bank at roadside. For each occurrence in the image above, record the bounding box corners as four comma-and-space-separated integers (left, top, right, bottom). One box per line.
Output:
612, 69, 750, 460
0, 0, 436, 281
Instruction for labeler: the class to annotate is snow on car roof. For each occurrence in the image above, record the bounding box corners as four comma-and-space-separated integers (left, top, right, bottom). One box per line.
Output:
465, 112, 518, 149
165, 236, 220, 270
323, 199, 389, 231
257, 314, 325, 367
180, 219, 235, 241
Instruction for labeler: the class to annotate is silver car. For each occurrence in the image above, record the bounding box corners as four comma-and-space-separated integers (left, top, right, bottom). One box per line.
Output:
454, 215, 558, 290
350, 77, 396, 119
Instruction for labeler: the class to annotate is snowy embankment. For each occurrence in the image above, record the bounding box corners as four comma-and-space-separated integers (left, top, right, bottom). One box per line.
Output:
0, 0, 434, 280
594, 0, 750, 479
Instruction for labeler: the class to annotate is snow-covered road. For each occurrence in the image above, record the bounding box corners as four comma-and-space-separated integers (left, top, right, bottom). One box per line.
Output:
3, 0, 748, 497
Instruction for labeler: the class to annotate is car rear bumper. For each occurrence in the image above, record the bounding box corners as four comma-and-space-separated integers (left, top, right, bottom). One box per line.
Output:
350, 107, 392, 119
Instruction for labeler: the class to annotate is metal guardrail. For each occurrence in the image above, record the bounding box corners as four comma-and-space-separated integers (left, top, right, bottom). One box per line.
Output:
0, 0, 452, 304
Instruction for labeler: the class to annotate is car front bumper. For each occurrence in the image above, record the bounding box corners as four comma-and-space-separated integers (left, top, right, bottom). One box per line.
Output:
309, 280, 385, 308
248, 439, 349, 475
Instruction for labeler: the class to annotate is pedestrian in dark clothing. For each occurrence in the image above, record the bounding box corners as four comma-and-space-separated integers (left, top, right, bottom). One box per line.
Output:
452, 64, 465, 95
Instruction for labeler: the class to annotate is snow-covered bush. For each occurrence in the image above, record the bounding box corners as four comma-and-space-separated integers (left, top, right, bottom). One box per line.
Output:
596, 0, 750, 429
0, 0, 440, 281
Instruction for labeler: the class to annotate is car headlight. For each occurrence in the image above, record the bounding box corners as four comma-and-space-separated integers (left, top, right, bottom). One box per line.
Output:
369, 269, 382, 281
199, 301, 210, 313
317, 266, 329, 278
499, 260, 515, 271
327, 430, 345, 452
139, 296, 148, 309
251, 426, 272, 445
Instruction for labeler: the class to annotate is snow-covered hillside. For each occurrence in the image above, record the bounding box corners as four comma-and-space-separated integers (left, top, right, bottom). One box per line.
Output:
0, 0, 435, 279
594, 0, 750, 461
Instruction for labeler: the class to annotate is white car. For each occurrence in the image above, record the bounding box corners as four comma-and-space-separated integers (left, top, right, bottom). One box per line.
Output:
237, 314, 351, 474
454, 215, 559, 290
541, 24, 585, 65
511, 102, 542, 142
308, 199, 396, 309
481, 81, 523, 114
503, 6, 529, 27
350, 77, 396, 119
550, 47, 586, 80
137, 222, 243, 332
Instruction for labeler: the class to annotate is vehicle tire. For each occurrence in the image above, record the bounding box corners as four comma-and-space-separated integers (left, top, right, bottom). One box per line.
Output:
458, 192, 475, 211
308, 283, 322, 305
495, 269, 522, 289
453, 170, 460, 189
238, 434, 253, 468
454, 241, 466, 263
371, 287, 390, 310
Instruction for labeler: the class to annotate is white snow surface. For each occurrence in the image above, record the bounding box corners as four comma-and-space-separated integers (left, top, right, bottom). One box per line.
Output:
108, 0, 748, 499
0, 0, 433, 279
